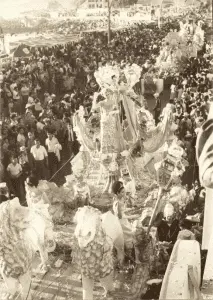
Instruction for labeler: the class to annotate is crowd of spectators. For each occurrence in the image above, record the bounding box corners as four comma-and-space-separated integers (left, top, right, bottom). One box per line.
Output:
0, 8, 212, 211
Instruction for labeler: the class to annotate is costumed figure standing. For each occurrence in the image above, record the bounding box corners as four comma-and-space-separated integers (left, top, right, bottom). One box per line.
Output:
112, 181, 134, 253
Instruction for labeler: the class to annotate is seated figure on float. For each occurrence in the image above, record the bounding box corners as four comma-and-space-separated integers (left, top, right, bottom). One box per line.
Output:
156, 203, 180, 256
0, 197, 55, 300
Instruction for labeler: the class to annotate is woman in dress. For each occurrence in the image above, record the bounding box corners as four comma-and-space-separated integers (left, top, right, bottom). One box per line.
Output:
112, 181, 133, 253
95, 88, 125, 155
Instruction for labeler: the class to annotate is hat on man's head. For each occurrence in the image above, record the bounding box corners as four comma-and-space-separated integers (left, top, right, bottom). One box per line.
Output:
25, 103, 33, 109
20, 146, 26, 152
43, 118, 50, 123
185, 131, 192, 138
0, 182, 7, 189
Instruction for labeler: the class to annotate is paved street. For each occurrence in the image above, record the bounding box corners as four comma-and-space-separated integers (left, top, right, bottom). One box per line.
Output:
0, 253, 130, 300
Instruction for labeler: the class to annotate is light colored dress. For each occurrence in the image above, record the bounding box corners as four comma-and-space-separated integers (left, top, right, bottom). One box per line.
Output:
100, 100, 125, 155
113, 196, 133, 249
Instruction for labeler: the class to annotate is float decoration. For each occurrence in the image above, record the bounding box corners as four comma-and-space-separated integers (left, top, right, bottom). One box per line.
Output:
0, 198, 55, 299
156, 20, 205, 77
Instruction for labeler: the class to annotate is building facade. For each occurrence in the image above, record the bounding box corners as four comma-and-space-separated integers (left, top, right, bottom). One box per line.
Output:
87, 0, 108, 9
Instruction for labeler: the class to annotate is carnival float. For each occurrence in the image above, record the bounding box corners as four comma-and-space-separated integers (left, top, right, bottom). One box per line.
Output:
156, 20, 205, 76
2, 60, 202, 299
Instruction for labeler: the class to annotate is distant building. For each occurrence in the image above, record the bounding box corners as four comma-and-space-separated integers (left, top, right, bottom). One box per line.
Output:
80, 0, 108, 9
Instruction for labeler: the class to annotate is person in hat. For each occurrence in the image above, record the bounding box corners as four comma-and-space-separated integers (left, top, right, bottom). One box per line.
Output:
63, 94, 70, 100
112, 181, 134, 252
157, 203, 180, 255
25, 103, 33, 110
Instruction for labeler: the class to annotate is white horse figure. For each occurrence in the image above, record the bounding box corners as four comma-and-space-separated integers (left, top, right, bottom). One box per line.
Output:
0, 198, 56, 300
73, 206, 124, 300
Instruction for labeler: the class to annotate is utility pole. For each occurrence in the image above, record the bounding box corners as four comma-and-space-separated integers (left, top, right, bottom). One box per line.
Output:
157, 0, 164, 29
107, 0, 112, 44
107, 0, 114, 44
212, 0, 213, 31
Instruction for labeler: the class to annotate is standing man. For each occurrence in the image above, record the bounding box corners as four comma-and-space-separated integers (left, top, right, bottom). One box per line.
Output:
7, 156, 25, 205
63, 117, 74, 160
45, 131, 62, 181
30, 139, 48, 180
153, 93, 161, 125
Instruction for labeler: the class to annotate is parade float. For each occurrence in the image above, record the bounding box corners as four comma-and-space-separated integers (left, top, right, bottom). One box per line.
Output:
156, 20, 205, 76
67, 64, 195, 300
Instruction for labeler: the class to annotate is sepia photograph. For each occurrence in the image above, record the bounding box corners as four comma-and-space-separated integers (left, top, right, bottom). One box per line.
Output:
0, 0, 212, 299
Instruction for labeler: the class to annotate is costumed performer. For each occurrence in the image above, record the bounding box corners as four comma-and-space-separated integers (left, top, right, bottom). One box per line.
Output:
112, 181, 133, 253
